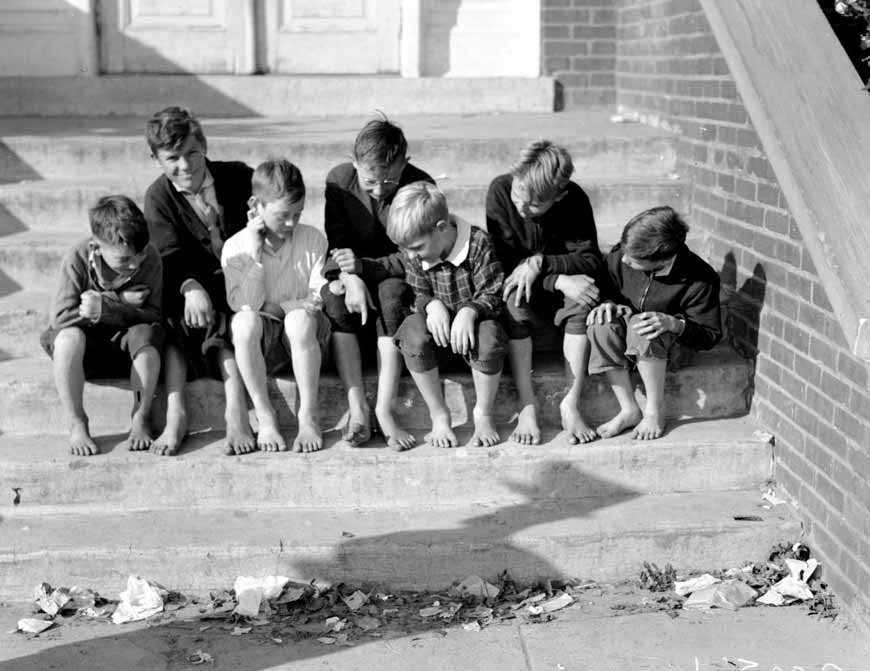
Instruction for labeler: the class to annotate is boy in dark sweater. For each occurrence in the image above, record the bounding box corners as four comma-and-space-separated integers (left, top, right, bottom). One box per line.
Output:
587, 206, 722, 440
321, 117, 434, 450
486, 141, 602, 446
40, 195, 165, 455
144, 106, 254, 456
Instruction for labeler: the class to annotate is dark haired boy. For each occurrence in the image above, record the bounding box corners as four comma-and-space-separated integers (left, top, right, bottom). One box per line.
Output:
486, 140, 603, 446
320, 116, 434, 450
40, 195, 165, 455
144, 106, 255, 456
587, 206, 721, 440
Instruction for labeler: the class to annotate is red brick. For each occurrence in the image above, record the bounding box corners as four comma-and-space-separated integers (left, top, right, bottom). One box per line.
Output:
544, 57, 572, 72
590, 40, 616, 55
837, 351, 869, 388
815, 471, 846, 514
849, 387, 870, 420
719, 80, 738, 100
771, 288, 799, 320
543, 8, 589, 23
834, 406, 867, 445
548, 40, 590, 55
779, 367, 807, 401
810, 283, 832, 312
784, 322, 811, 355
798, 302, 828, 334
573, 24, 614, 38
543, 25, 571, 39
785, 272, 812, 301
793, 351, 820, 385
543, 0, 572, 6
818, 418, 850, 456
805, 386, 835, 422
801, 250, 817, 274
820, 371, 851, 406
756, 184, 780, 207
809, 336, 837, 368
735, 179, 756, 201
762, 209, 789, 235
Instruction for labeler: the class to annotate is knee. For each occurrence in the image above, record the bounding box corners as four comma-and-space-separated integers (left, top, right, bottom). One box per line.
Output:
395, 314, 430, 355
231, 310, 262, 342
587, 319, 625, 345
52, 327, 86, 355
474, 319, 508, 363
283, 309, 318, 345
377, 278, 411, 336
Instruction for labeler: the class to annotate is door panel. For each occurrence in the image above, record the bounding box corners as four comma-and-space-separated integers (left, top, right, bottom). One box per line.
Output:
99, 0, 254, 73
264, 0, 400, 74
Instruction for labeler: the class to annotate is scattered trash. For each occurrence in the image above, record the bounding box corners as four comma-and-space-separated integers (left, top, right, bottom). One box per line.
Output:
233, 575, 290, 617
462, 621, 481, 631
342, 590, 368, 611
230, 626, 252, 636
324, 616, 347, 632
34, 583, 71, 616
355, 615, 381, 631
449, 575, 500, 600
528, 593, 574, 615
639, 562, 676, 592
674, 574, 720, 597
419, 603, 443, 618
187, 649, 214, 665
341, 531, 355, 538
12, 487, 21, 506
317, 636, 336, 645
16, 618, 54, 634
758, 558, 819, 605
112, 576, 166, 624
752, 430, 775, 444
683, 580, 757, 610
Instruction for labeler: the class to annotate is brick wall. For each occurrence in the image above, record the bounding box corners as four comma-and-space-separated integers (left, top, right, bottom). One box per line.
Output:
612, 0, 870, 625
540, 0, 617, 107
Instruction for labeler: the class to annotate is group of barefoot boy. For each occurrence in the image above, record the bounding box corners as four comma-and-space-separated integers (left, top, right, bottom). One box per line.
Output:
42, 107, 722, 457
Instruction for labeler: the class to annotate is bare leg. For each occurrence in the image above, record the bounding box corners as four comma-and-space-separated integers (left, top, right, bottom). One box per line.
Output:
596, 367, 642, 438
218, 347, 256, 455
506, 337, 540, 445
409, 367, 456, 448
633, 358, 668, 440
374, 336, 416, 451
560, 333, 597, 444
285, 310, 322, 453
232, 311, 284, 452
52, 328, 99, 456
331, 332, 371, 446
470, 368, 502, 447
127, 345, 160, 451
151, 344, 188, 456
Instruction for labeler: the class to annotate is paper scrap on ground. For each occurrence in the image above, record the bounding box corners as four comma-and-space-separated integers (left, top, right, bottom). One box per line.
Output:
758, 558, 819, 605
17, 618, 55, 634
449, 575, 500, 599
112, 576, 166, 624
187, 649, 214, 665
684, 580, 757, 610
233, 576, 290, 617
342, 590, 368, 611
674, 574, 720, 597
528, 592, 574, 615
34, 583, 70, 616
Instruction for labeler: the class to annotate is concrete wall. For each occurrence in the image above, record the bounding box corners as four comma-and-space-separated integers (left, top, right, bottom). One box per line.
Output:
612, 0, 870, 626
540, 0, 616, 107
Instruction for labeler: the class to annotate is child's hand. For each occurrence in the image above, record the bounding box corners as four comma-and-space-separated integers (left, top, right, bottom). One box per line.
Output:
425, 300, 451, 348
342, 273, 375, 325
246, 205, 266, 257
631, 311, 680, 340
330, 248, 358, 274
555, 274, 600, 307
587, 302, 632, 325
182, 281, 215, 329
450, 306, 477, 356
502, 255, 543, 306
78, 290, 102, 321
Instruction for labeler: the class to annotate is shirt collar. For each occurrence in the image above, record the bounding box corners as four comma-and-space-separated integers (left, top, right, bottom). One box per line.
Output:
421, 215, 471, 270
654, 254, 677, 277
171, 168, 214, 196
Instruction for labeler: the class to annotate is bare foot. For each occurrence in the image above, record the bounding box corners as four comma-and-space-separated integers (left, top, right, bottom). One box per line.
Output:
341, 402, 371, 447
69, 417, 99, 456
425, 413, 457, 448
632, 413, 666, 440
470, 409, 500, 447
560, 398, 597, 445
510, 404, 540, 445
257, 416, 287, 453
375, 404, 416, 452
596, 408, 643, 439
225, 415, 256, 455
127, 410, 154, 451
151, 411, 187, 456
293, 412, 323, 453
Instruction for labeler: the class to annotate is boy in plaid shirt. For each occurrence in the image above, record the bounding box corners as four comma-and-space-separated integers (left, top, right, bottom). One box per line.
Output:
389, 182, 507, 448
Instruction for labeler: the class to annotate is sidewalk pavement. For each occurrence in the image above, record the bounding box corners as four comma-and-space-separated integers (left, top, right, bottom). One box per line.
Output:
1, 600, 867, 671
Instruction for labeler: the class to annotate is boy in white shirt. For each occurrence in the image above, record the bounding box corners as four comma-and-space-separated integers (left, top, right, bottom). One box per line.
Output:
222, 159, 330, 454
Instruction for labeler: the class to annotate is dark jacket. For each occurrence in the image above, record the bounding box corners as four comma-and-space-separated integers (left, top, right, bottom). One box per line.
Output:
485, 173, 602, 290
322, 161, 434, 283
144, 159, 253, 317
599, 242, 722, 351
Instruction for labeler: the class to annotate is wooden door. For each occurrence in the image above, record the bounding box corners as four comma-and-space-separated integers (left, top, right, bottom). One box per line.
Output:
264, 0, 400, 74
99, 0, 255, 73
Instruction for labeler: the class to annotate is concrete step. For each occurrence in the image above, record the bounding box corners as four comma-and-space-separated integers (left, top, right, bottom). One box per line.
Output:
0, 111, 677, 183
0, 489, 800, 598
0, 344, 752, 436
0, 417, 772, 512
0, 291, 47, 360
0, 75, 556, 118
0, 179, 690, 290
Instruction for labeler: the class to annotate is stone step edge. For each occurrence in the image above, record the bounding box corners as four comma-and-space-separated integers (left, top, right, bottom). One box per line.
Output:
0, 489, 800, 594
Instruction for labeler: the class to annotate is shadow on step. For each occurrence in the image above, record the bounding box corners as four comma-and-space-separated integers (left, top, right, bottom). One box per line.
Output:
0, 463, 639, 671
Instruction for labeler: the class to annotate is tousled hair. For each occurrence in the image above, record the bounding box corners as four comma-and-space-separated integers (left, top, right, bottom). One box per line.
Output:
89, 195, 149, 253
510, 140, 574, 197
353, 115, 407, 167
387, 181, 449, 247
146, 106, 207, 155
251, 158, 306, 205
621, 206, 688, 261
